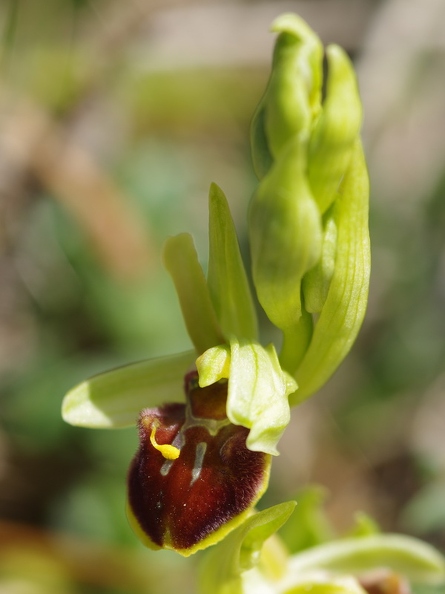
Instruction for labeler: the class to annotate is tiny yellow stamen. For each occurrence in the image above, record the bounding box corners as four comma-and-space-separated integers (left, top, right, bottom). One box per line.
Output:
150, 421, 180, 460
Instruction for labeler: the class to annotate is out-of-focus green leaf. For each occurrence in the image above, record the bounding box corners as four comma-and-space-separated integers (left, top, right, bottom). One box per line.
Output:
401, 481, 445, 535
286, 534, 445, 584
280, 576, 366, 594
347, 512, 381, 538
279, 486, 334, 554
62, 351, 194, 427
198, 501, 296, 594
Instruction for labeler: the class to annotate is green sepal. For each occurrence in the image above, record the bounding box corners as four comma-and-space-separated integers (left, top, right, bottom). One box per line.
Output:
291, 139, 370, 405
61, 351, 195, 428
196, 340, 297, 456
286, 534, 445, 585
249, 137, 322, 331
195, 343, 231, 386
207, 183, 258, 342
198, 501, 296, 594
163, 233, 225, 354
308, 45, 363, 215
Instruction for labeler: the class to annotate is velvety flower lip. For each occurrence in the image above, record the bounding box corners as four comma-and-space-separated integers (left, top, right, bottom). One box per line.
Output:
127, 371, 271, 556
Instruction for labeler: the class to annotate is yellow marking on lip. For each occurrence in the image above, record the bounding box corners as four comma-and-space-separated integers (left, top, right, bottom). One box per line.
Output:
150, 421, 180, 460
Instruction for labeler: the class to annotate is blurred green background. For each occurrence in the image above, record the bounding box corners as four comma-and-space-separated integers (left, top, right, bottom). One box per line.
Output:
0, 0, 444, 592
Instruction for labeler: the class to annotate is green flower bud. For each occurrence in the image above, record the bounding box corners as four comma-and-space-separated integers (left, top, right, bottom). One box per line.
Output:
308, 44, 363, 215
249, 138, 322, 332
251, 14, 323, 178
249, 13, 370, 390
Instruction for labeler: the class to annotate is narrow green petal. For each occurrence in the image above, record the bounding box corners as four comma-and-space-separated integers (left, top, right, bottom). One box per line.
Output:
62, 351, 195, 428
286, 534, 445, 584
196, 344, 231, 387
163, 233, 225, 354
291, 140, 370, 405
308, 45, 363, 215
227, 340, 296, 456
207, 183, 258, 341
198, 502, 296, 594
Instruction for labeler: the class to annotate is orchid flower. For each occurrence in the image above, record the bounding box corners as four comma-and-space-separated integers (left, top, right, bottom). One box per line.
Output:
63, 11, 374, 560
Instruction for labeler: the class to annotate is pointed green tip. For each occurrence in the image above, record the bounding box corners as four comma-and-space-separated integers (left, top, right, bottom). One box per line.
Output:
271, 12, 318, 43
207, 183, 258, 341
62, 381, 116, 427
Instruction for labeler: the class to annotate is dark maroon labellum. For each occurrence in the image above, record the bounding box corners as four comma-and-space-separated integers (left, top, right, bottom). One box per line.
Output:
127, 371, 270, 554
